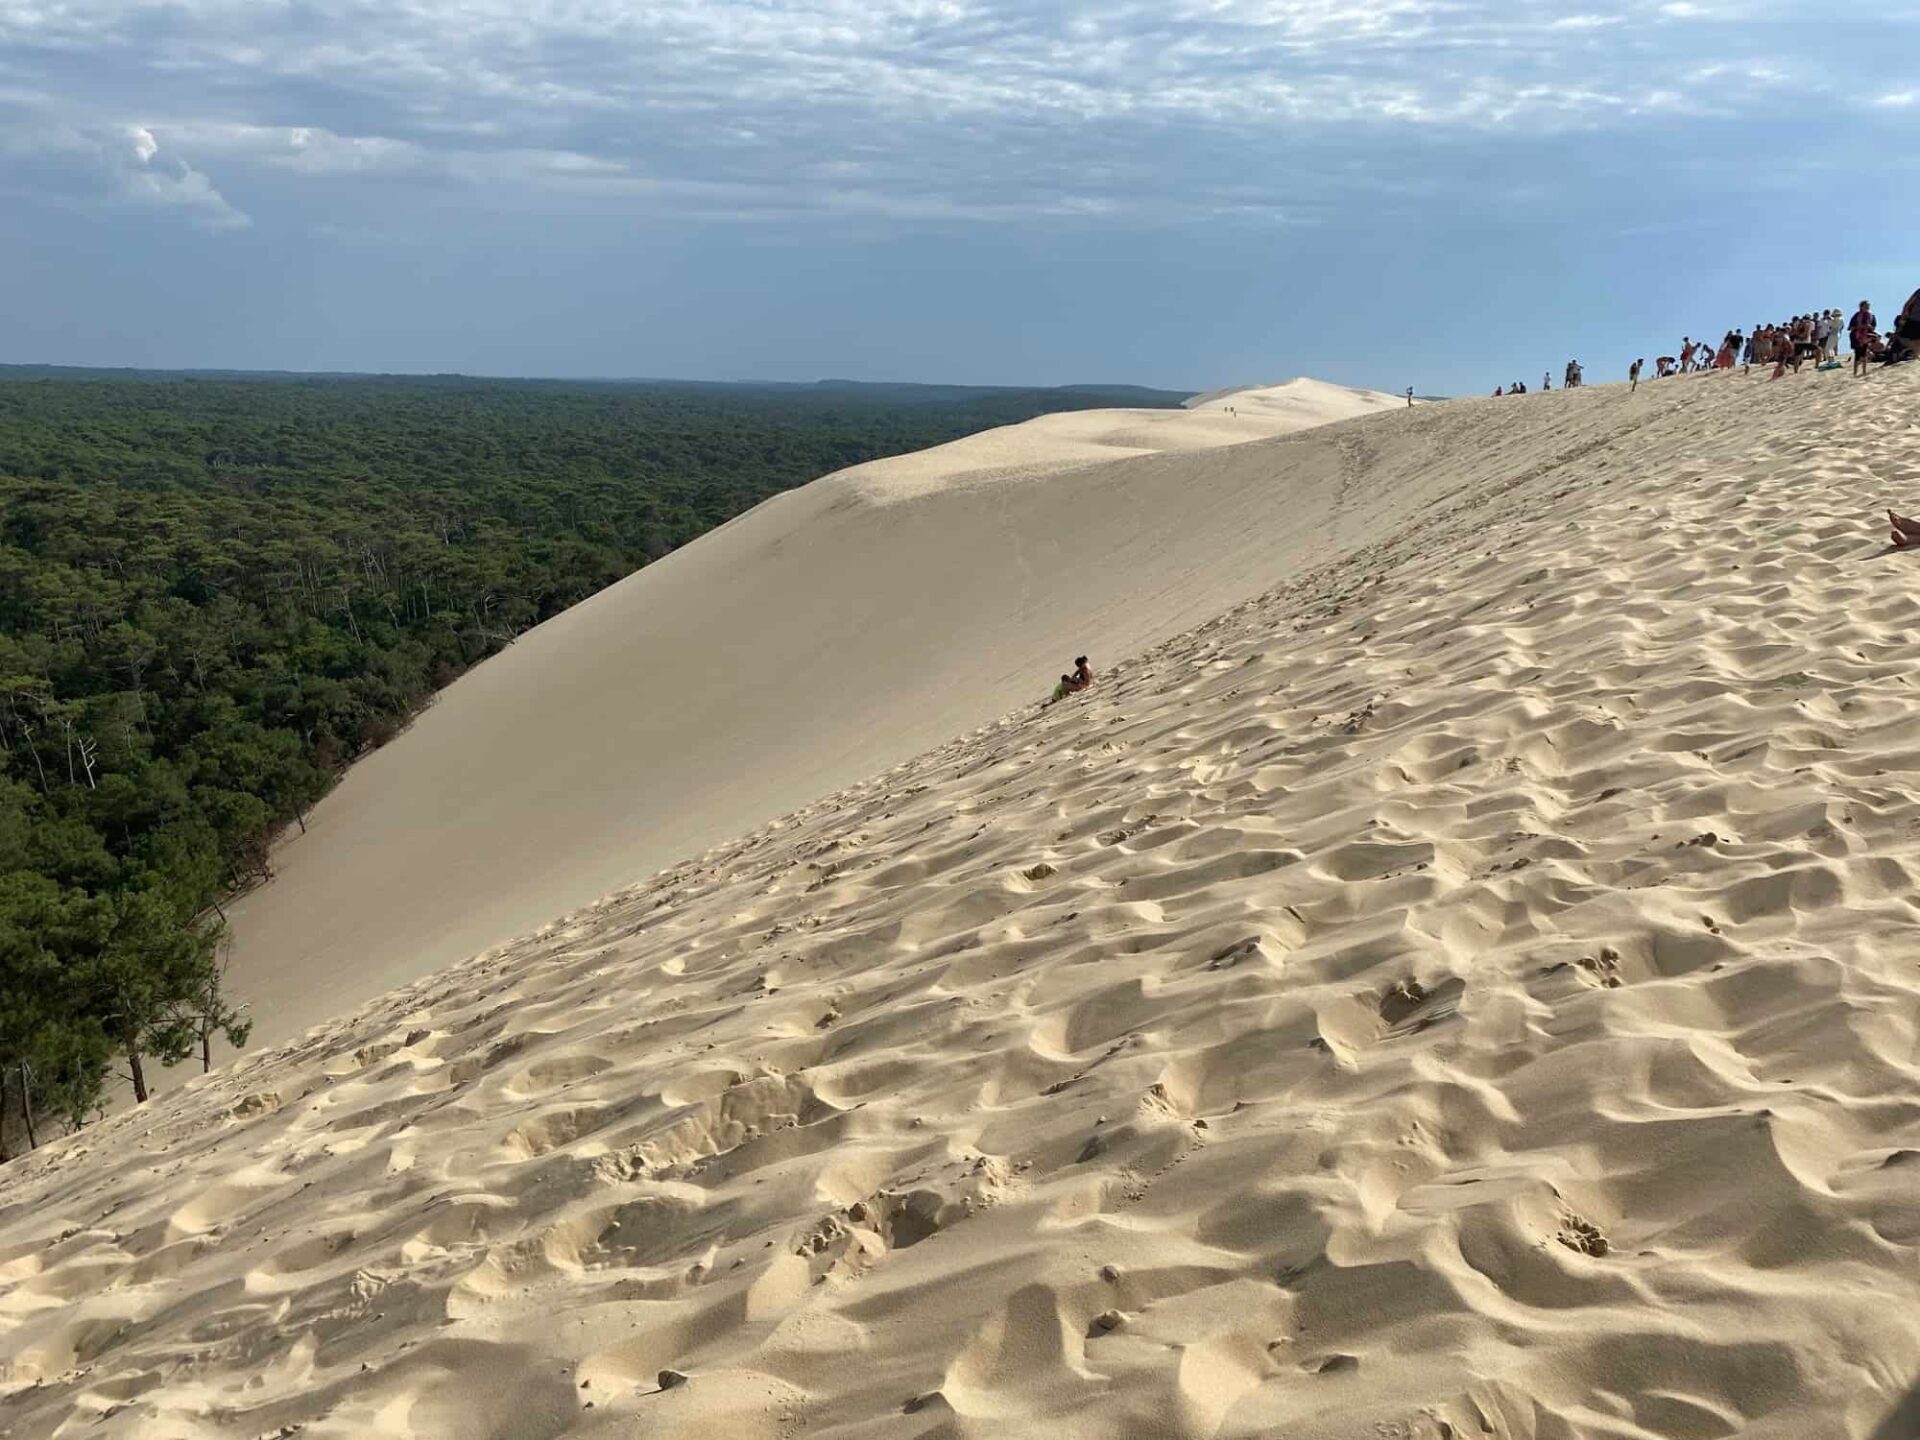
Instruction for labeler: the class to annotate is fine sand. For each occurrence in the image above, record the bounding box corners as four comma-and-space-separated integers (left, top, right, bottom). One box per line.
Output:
6, 366, 1920, 1438
223, 378, 1410, 1046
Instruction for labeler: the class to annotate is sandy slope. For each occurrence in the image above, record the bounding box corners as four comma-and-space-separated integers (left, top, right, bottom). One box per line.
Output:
5, 366, 1920, 1439
223, 379, 1409, 1045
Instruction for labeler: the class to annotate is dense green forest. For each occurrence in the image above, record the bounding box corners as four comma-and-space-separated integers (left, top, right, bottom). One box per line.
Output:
0, 371, 1189, 1152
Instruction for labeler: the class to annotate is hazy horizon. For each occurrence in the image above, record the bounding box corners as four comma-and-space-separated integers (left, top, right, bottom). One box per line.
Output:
0, 362, 1201, 393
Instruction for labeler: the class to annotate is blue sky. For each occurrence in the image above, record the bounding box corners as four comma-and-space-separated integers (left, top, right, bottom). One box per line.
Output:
1, 1, 1916, 395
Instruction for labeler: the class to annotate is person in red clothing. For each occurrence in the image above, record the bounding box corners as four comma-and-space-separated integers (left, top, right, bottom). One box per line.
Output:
1679, 337, 1697, 372
1850, 301, 1879, 377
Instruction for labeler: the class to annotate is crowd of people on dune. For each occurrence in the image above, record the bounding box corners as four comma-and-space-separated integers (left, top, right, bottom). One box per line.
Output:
1490, 286, 1920, 399
1051, 289, 1920, 697
1493, 360, 1584, 397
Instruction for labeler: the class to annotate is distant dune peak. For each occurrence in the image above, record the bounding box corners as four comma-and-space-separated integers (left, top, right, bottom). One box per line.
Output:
1183, 376, 1408, 412
832, 375, 1402, 504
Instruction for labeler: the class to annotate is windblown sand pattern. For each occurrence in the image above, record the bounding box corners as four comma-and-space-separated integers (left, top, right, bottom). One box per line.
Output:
5, 370, 1919, 1438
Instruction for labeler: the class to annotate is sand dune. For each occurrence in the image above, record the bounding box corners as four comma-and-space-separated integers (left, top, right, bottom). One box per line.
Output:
223, 379, 1411, 1045
5, 365, 1919, 1438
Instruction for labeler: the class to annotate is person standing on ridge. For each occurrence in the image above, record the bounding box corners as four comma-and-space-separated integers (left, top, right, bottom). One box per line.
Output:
1629, 358, 1644, 392
1851, 300, 1879, 376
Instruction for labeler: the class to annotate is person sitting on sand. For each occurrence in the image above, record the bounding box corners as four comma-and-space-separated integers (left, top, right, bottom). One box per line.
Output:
1887, 510, 1920, 548
1072, 656, 1095, 690
1048, 674, 1078, 704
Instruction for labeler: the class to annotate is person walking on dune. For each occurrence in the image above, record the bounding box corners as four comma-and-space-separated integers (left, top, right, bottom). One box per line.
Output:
1629, 358, 1644, 392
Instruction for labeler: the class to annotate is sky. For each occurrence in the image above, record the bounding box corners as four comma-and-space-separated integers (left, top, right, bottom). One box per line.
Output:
1, 1, 1917, 395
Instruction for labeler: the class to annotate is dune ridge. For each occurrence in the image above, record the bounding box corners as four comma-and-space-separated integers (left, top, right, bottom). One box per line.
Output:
831, 376, 1409, 501
5, 369, 1920, 1437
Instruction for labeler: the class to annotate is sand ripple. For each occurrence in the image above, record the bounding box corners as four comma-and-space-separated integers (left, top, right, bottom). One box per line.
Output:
5, 368, 1920, 1437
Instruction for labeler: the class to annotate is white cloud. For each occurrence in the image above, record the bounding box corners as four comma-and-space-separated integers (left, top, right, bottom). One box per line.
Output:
111, 124, 249, 228
0, 0, 1905, 229
0, 120, 249, 228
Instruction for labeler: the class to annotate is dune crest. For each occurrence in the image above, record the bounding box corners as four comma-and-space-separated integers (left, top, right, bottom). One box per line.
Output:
5, 368, 1919, 1437
834, 377, 1407, 502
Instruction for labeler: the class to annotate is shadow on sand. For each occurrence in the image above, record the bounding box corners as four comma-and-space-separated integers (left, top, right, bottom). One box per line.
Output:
1869, 1377, 1920, 1440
